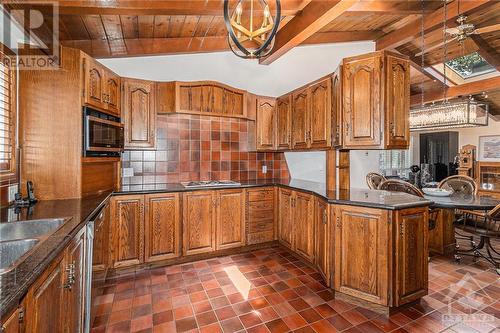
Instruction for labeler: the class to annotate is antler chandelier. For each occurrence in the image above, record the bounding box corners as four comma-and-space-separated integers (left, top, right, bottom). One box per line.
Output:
223, 0, 281, 59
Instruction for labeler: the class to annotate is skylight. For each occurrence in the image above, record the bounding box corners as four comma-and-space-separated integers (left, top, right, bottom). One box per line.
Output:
446, 52, 495, 79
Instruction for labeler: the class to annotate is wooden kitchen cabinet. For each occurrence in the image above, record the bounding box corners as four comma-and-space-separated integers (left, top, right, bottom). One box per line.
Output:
82, 56, 121, 116
65, 229, 87, 333
308, 77, 332, 149
334, 205, 390, 305
256, 97, 276, 151
216, 189, 246, 250
276, 94, 292, 150
110, 195, 144, 268
1, 306, 23, 333
331, 66, 342, 147
183, 191, 217, 256
291, 88, 309, 150
145, 193, 181, 262
122, 78, 156, 149
342, 51, 410, 149
278, 188, 294, 249
278, 188, 315, 263
246, 188, 276, 245
92, 203, 109, 272
315, 199, 331, 286
394, 207, 428, 306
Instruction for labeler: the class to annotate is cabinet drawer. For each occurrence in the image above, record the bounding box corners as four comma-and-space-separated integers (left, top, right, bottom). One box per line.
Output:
248, 209, 275, 221
247, 189, 274, 202
249, 219, 274, 233
248, 200, 274, 211
247, 230, 274, 245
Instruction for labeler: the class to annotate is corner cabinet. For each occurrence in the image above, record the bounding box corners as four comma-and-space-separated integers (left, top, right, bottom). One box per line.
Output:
276, 94, 292, 150
342, 51, 410, 149
315, 199, 331, 286
291, 88, 309, 150
256, 97, 276, 151
122, 78, 156, 150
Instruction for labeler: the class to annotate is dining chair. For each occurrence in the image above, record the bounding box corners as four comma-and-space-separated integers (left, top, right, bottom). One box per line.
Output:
366, 172, 386, 190
438, 175, 477, 195
455, 203, 500, 274
379, 179, 438, 235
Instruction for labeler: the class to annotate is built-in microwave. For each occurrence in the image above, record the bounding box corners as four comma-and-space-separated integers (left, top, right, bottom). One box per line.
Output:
83, 107, 124, 157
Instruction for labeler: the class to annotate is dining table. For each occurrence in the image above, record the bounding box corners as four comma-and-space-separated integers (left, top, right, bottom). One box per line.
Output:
424, 192, 500, 255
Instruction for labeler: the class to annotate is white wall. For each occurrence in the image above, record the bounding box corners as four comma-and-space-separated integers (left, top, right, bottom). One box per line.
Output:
350, 150, 382, 188
100, 41, 376, 184
99, 41, 374, 97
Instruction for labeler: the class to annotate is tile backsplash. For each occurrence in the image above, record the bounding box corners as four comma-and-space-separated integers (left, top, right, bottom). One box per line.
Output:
122, 114, 289, 185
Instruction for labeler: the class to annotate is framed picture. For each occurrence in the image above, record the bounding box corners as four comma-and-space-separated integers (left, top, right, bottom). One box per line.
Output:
478, 135, 500, 161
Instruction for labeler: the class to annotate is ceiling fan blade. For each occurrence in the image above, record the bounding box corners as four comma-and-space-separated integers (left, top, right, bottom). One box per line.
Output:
474, 23, 500, 34
415, 36, 458, 57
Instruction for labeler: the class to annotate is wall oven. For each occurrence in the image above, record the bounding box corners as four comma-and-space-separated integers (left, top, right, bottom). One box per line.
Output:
83, 107, 124, 157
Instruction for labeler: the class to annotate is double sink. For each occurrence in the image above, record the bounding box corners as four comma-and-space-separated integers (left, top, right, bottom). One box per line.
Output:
0, 219, 66, 275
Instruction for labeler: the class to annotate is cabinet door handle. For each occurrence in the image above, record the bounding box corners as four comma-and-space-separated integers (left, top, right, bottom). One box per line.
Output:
64, 262, 76, 289
322, 210, 327, 225
336, 216, 341, 228
399, 223, 405, 237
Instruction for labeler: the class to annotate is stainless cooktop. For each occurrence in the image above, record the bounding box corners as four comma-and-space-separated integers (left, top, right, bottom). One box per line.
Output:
181, 180, 242, 188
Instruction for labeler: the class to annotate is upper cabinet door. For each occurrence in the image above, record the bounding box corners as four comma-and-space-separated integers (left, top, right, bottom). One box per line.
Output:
343, 54, 382, 148
232, 91, 245, 117
331, 67, 342, 147
386, 54, 410, 149
276, 94, 291, 150
256, 97, 276, 151
83, 57, 106, 110
105, 71, 121, 116
216, 189, 245, 250
122, 78, 156, 149
190, 84, 204, 113
292, 88, 309, 149
110, 195, 144, 268
308, 78, 332, 149
144, 193, 181, 262
212, 85, 225, 114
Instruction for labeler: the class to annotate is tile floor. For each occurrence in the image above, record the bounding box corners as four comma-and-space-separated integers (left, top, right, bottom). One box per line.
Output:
91, 247, 499, 333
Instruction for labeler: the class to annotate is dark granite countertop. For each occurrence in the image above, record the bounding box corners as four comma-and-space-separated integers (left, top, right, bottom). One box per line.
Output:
424, 193, 499, 210
119, 179, 432, 210
0, 192, 111, 319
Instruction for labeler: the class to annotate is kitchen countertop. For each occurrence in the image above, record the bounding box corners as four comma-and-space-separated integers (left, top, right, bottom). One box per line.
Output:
0, 192, 111, 319
119, 178, 432, 210
0, 179, 432, 318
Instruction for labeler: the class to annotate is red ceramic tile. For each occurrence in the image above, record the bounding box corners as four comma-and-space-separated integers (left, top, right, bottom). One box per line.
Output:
298, 308, 322, 324
199, 322, 223, 333
314, 303, 337, 318
282, 313, 308, 330
215, 306, 237, 321
265, 318, 290, 333
220, 317, 244, 333
174, 305, 193, 320
152, 310, 174, 325
175, 317, 198, 332
239, 312, 263, 328
193, 300, 212, 314
196, 310, 218, 327
130, 314, 153, 332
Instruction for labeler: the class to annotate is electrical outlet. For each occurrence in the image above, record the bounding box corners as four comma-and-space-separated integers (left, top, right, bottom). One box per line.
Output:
262, 165, 267, 174
8, 184, 18, 202
122, 168, 134, 177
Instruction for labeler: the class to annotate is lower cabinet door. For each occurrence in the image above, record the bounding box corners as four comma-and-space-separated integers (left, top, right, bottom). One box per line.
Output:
394, 207, 428, 306
334, 205, 390, 306
25, 254, 65, 332
110, 195, 145, 268
216, 189, 245, 250
278, 188, 294, 248
294, 192, 315, 262
183, 191, 216, 255
145, 193, 181, 262
315, 199, 330, 286
1, 307, 22, 333
92, 203, 109, 271
65, 229, 87, 333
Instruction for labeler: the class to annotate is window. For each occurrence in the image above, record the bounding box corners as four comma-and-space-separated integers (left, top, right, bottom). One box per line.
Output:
379, 150, 410, 178
446, 52, 495, 79
0, 49, 16, 180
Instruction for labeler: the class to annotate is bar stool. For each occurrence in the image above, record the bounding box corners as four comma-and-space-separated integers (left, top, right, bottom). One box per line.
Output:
366, 172, 386, 190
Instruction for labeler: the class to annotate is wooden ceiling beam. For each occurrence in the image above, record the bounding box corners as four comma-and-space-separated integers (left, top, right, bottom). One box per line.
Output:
348, 1, 438, 14
259, 0, 358, 65
61, 30, 380, 58
470, 35, 500, 72
410, 76, 500, 106
376, 0, 494, 51
49, 0, 307, 16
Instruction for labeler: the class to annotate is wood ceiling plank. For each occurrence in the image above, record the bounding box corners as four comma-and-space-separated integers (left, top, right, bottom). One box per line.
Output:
376, 0, 493, 51
101, 15, 123, 40
55, 0, 305, 16
348, 1, 440, 14
180, 16, 199, 38
303, 31, 382, 44
120, 15, 139, 39
410, 76, 500, 106
138, 16, 154, 38
471, 35, 500, 71
60, 15, 91, 40
193, 16, 215, 38
153, 15, 171, 38
82, 15, 107, 40
260, 0, 359, 65
168, 16, 186, 38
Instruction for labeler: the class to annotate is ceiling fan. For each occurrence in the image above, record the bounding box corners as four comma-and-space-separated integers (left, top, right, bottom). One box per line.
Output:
415, 15, 500, 57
